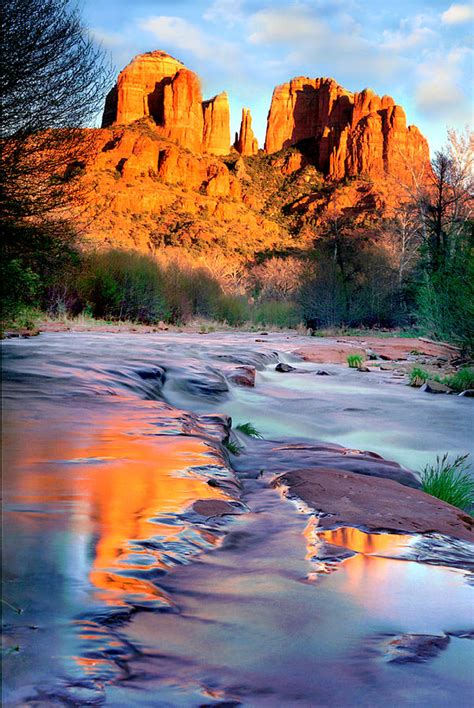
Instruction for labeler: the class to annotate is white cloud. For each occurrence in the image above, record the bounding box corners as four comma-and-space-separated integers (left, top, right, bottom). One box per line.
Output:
248, 6, 326, 45
415, 47, 473, 120
203, 0, 244, 26
441, 3, 474, 24
90, 28, 127, 48
381, 15, 436, 51
138, 16, 209, 59
138, 15, 240, 70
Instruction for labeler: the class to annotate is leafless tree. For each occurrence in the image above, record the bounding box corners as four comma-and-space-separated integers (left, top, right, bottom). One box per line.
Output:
1, 0, 113, 219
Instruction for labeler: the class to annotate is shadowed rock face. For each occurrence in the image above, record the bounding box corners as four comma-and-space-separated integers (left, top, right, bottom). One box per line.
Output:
264, 78, 430, 182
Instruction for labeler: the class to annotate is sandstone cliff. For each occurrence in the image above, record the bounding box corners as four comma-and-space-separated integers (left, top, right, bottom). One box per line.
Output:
264, 78, 430, 183
202, 92, 231, 156
102, 51, 230, 155
76, 52, 434, 261
235, 108, 258, 156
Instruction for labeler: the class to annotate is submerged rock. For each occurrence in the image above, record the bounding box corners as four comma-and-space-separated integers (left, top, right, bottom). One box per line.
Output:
381, 633, 451, 664
226, 365, 256, 387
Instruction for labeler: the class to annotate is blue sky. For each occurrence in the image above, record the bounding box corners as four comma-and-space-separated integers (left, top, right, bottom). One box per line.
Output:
83, 0, 473, 153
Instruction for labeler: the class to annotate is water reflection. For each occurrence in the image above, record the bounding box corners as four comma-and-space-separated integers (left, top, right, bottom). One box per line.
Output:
2, 394, 235, 696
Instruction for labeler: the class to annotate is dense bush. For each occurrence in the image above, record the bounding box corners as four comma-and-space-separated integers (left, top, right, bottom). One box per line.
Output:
216, 294, 249, 326
78, 250, 169, 323
299, 239, 402, 329
415, 234, 474, 353
161, 261, 223, 323
1, 219, 81, 320
252, 300, 301, 328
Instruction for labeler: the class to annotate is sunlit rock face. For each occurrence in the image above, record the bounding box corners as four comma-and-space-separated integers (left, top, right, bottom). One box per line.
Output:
235, 108, 258, 156
264, 78, 430, 183
102, 52, 230, 155
202, 92, 231, 155
102, 51, 186, 127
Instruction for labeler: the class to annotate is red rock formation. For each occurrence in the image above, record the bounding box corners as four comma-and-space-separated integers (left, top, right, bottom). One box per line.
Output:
235, 108, 258, 156
103, 52, 233, 156
162, 68, 203, 153
264, 77, 429, 183
102, 51, 204, 153
202, 92, 231, 155
102, 51, 185, 126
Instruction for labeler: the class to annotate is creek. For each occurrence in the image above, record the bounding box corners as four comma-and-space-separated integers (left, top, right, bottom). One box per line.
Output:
2, 332, 473, 706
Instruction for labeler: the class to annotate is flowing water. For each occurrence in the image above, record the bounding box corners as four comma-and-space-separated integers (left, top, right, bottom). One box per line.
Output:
2, 332, 474, 706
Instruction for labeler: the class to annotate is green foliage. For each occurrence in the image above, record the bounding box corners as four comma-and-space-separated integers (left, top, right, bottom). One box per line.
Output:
223, 439, 243, 456
416, 244, 474, 354
235, 422, 263, 439
252, 300, 301, 328
347, 354, 364, 368
409, 367, 430, 387
216, 295, 249, 326
78, 250, 169, 324
408, 366, 473, 391
1, 219, 81, 322
161, 261, 223, 323
1, 259, 40, 320
437, 367, 474, 393
420, 454, 474, 512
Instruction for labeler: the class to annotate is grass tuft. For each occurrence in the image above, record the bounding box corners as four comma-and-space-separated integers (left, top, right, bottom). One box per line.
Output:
347, 354, 364, 369
420, 453, 474, 512
409, 366, 430, 387
236, 422, 264, 439
437, 367, 474, 393
223, 439, 243, 456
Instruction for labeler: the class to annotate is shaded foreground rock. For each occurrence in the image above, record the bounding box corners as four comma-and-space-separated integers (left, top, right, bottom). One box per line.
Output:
275, 362, 296, 372
421, 380, 452, 394
226, 365, 256, 387
273, 467, 474, 542
236, 440, 420, 488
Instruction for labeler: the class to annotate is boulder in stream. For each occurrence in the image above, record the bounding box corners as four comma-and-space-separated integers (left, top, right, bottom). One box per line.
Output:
421, 380, 452, 394
275, 363, 296, 372
273, 466, 474, 542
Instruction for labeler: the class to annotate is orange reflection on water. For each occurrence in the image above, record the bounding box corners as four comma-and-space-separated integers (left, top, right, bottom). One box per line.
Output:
318, 527, 413, 556
6, 402, 230, 606
305, 518, 415, 592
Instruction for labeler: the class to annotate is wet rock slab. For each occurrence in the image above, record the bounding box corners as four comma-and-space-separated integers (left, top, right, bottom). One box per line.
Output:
273, 466, 474, 542
237, 439, 420, 488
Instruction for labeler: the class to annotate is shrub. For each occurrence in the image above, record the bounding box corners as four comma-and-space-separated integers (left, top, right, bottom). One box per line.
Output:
415, 245, 474, 354
438, 367, 474, 393
409, 367, 430, 387
223, 439, 243, 456
420, 454, 474, 512
347, 354, 364, 368
78, 250, 168, 323
252, 300, 301, 328
216, 295, 249, 326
